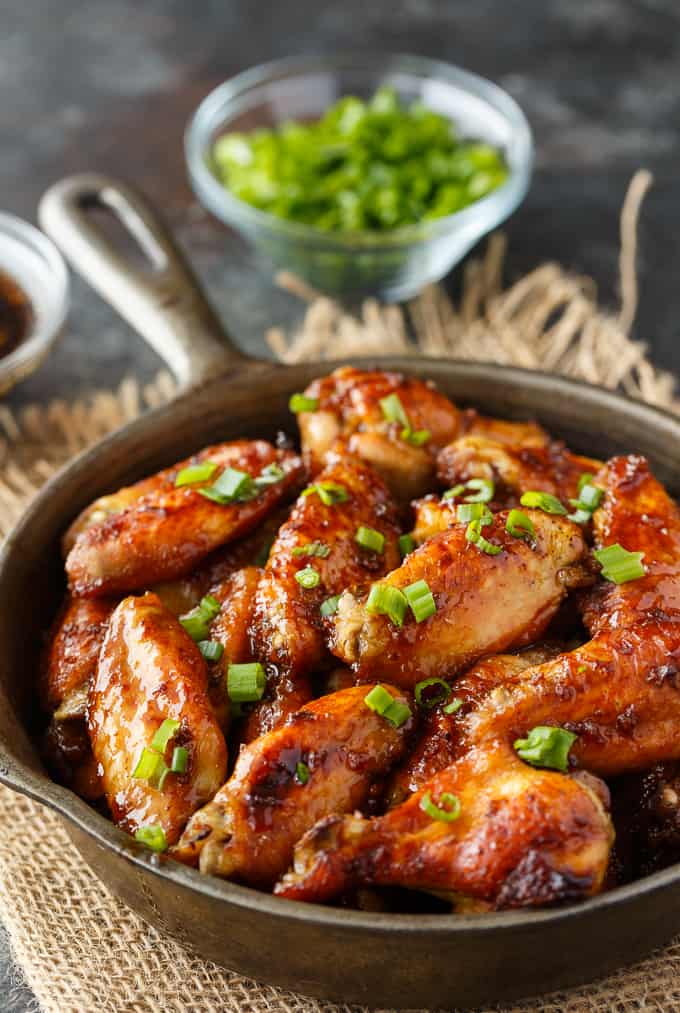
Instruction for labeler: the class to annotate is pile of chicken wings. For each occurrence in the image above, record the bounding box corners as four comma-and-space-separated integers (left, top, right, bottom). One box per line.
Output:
40, 366, 680, 912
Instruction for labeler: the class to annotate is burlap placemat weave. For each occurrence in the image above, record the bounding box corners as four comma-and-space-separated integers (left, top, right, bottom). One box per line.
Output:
2, 170, 680, 1012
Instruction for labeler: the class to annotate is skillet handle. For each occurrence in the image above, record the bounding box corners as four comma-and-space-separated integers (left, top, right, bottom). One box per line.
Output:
38, 173, 251, 388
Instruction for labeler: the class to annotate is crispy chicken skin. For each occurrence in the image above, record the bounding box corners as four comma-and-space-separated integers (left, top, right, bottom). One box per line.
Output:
173, 684, 413, 887
297, 367, 461, 500
65, 441, 304, 598
275, 741, 612, 908
40, 595, 116, 715
89, 593, 227, 844
460, 409, 550, 448
246, 453, 401, 738
331, 510, 590, 685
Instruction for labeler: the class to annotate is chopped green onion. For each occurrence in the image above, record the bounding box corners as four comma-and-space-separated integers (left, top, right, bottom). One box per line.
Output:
134, 825, 168, 853
364, 685, 411, 728
398, 533, 416, 558
567, 507, 593, 526
289, 393, 319, 413
227, 662, 266, 703
420, 790, 461, 822
151, 719, 180, 753
401, 427, 431, 447
302, 482, 349, 506
175, 461, 218, 487
514, 725, 577, 772
295, 566, 321, 589
506, 509, 535, 541
415, 677, 450, 709
465, 519, 502, 555
442, 484, 465, 500
295, 761, 310, 785
456, 502, 493, 525
254, 537, 274, 567
180, 594, 221, 642
198, 640, 224, 662
520, 491, 567, 515
379, 393, 409, 428
594, 543, 646, 584
444, 697, 463, 715
292, 541, 331, 558
463, 478, 494, 503
355, 526, 385, 553
404, 579, 437, 622
578, 473, 595, 493
171, 746, 189, 774
366, 583, 407, 626
133, 747, 166, 782
320, 595, 341, 617
572, 484, 603, 511
254, 462, 285, 488
211, 467, 254, 500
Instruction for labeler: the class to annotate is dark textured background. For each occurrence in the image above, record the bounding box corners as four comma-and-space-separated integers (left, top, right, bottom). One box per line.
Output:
2, 0, 680, 1007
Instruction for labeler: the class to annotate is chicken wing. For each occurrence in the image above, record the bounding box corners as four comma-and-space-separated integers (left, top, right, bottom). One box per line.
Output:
460, 409, 550, 448
89, 593, 227, 844
275, 741, 612, 909
296, 367, 461, 500
66, 441, 304, 598
331, 510, 590, 685
173, 684, 413, 887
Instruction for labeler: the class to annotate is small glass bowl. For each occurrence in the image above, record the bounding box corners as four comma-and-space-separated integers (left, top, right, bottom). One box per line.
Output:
186, 52, 533, 302
0, 213, 69, 395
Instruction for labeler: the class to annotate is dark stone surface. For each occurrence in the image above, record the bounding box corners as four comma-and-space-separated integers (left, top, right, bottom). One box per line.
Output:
1, 0, 679, 1006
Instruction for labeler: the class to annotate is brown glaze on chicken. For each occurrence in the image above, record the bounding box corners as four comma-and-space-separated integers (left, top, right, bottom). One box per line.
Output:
66, 441, 304, 598
298, 366, 461, 500
89, 593, 227, 844
460, 409, 550, 448
173, 684, 413, 887
331, 510, 590, 686
40, 595, 116, 714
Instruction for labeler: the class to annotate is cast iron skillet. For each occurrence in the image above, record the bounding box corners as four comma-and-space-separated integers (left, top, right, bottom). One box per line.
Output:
0, 174, 679, 1009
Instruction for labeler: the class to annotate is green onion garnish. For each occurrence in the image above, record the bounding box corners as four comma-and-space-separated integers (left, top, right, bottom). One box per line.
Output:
175, 461, 218, 487
295, 761, 310, 785
593, 543, 646, 584
171, 746, 189, 775
465, 519, 502, 555
198, 640, 224, 662
302, 481, 349, 506
254, 462, 285, 488
320, 595, 341, 617
355, 526, 385, 553
398, 533, 416, 558
444, 697, 463, 715
292, 541, 331, 558
379, 393, 409, 428
506, 509, 535, 541
295, 566, 321, 589
463, 478, 494, 503
402, 427, 431, 447
366, 583, 408, 627
289, 393, 319, 414
151, 718, 180, 753
514, 725, 577, 772
567, 507, 593, 525
132, 747, 166, 783
227, 662, 266, 703
363, 685, 412, 728
403, 579, 436, 622
254, 537, 274, 567
572, 484, 603, 511
210, 467, 254, 500
442, 484, 465, 500
134, 825, 168, 853
420, 790, 461, 822
415, 677, 450, 709
179, 594, 221, 642
456, 502, 493, 525
520, 491, 567, 515
578, 473, 595, 493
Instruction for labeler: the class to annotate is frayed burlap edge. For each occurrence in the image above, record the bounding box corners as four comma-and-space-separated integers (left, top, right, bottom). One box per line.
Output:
1, 169, 679, 1013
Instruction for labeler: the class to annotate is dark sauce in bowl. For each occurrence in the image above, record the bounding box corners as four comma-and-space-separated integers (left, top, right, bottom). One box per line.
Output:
0, 270, 32, 358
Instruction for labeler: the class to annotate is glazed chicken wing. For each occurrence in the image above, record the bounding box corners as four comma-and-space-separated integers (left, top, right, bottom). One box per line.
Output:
66, 440, 304, 597
173, 684, 413, 887
459, 409, 550, 448
89, 593, 227, 844
296, 367, 461, 500
331, 510, 590, 685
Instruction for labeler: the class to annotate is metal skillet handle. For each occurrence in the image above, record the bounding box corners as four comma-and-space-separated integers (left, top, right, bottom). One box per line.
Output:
38, 173, 251, 389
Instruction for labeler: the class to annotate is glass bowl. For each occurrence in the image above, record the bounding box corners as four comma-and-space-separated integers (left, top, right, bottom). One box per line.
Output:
186, 53, 533, 302
0, 213, 69, 394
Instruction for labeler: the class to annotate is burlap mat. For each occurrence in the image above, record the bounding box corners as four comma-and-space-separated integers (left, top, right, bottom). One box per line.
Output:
1, 170, 679, 1012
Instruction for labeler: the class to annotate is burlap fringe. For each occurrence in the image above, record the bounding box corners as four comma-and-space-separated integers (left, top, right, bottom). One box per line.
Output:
2, 169, 680, 1012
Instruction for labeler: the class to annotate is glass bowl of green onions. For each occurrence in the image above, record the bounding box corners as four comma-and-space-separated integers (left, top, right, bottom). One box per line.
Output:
186, 53, 533, 301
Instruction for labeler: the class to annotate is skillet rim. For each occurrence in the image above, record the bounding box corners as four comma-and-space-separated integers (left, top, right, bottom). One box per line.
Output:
2, 355, 680, 937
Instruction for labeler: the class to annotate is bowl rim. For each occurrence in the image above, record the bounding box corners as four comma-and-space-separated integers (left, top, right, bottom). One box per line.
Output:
185, 50, 534, 248
2, 357, 680, 939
